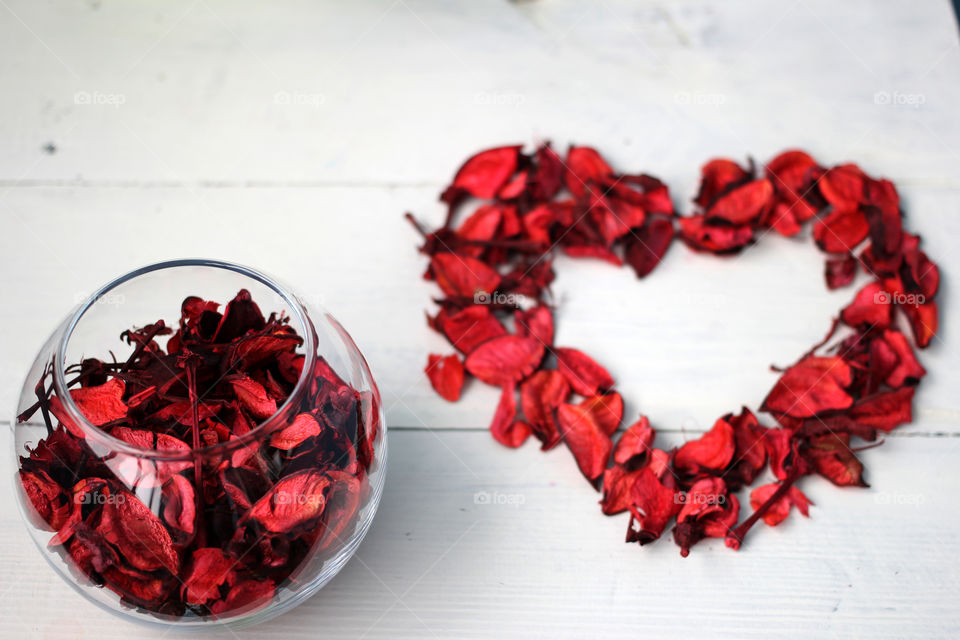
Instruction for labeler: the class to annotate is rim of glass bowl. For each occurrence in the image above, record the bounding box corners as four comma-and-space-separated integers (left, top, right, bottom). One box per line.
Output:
51, 258, 317, 461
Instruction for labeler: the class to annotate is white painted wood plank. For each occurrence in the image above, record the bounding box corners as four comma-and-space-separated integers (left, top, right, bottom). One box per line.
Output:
2, 429, 958, 639
1, 185, 957, 433
0, 0, 958, 186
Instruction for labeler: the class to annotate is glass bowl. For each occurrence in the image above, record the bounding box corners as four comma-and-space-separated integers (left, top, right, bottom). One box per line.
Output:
12, 259, 387, 630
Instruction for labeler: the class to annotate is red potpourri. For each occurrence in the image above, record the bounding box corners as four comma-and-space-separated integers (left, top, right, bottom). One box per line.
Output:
408, 142, 938, 556
17, 291, 378, 617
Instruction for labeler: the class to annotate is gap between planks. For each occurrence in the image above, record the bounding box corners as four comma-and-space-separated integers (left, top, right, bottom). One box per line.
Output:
2, 420, 958, 437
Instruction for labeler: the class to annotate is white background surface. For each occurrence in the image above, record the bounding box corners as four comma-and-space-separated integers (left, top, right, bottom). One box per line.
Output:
1, 1, 959, 638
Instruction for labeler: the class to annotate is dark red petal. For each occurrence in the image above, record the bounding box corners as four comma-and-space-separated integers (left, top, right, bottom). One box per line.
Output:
825, 253, 858, 289
761, 356, 854, 418
425, 354, 465, 402
465, 335, 544, 386
556, 402, 613, 482
162, 474, 196, 536
624, 217, 674, 278
554, 347, 614, 397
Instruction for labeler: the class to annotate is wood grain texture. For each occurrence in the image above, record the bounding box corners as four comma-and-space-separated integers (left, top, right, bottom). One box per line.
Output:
1, 0, 958, 637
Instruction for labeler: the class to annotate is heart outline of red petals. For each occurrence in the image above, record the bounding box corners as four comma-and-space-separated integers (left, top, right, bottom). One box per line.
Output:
409, 142, 939, 556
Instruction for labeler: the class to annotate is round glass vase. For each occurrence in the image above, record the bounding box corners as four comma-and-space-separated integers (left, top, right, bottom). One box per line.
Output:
12, 259, 387, 630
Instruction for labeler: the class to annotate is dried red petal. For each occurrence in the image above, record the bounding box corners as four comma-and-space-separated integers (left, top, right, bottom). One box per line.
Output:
443, 145, 522, 201
520, 370, 570, 449
269, 413, 322, 450
878, 329, 926, 387
19, 469, 70, 531
624, 217, 674, 278
818, 164, 867, 210
465, 335, 544, 386
695, 158, 749, 208
99, 491, 180, 573
183, 548, 236, 604
162, 474, 196, 536
457, 205, 504, 257
246, 470, 331, 533
825, 253, 858, 289
806, 433, 867, 487
229, 376, 278, 420
565, 146, 614, 197
674, 478, 740, 556
556, 402, 613, 483
489, 384, 529, 448
761, 356, 854, 418
765, 150, 819, 213
514, 305, 554, 346
554, 347, 614, 397
678, 215, 753, 254
706, 179, 773, 225
613, 416, 654, 468
600, 465, 643, 515
437, 305, 507, 353
725, 407, 768, 489
674, 418, 735, 476
210, 579, 275, 616
576, 393, 623, 436
902, 299, 937, 348
813, 206, 869, 254
626, 467, 681, 544
430, 253, 501, 299
847, 387, 914, 432
59, 378, 128, 429
840, 281, 892, 330
425, 354, 465, 402
749, 483, 812, 526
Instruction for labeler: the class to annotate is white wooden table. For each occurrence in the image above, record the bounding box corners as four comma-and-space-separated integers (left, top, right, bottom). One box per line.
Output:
2, 1, 959, 637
